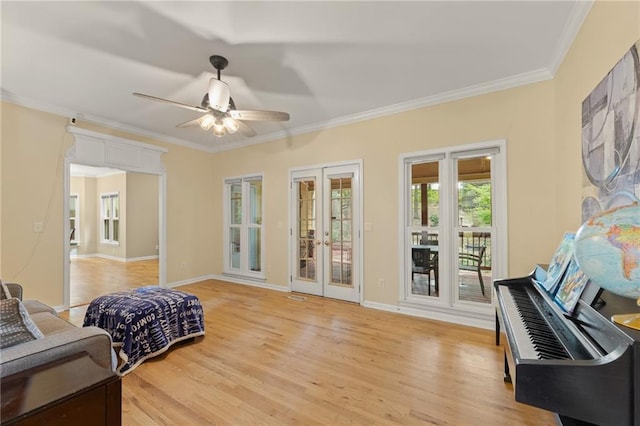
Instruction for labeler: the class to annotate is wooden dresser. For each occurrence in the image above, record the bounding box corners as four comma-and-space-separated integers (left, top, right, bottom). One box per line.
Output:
1, 352, 121, 425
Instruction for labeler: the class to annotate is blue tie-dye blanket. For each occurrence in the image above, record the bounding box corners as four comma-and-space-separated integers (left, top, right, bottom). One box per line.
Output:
83, 286, 205, 375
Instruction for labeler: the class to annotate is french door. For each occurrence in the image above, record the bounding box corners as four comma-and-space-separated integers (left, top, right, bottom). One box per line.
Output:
291, 164, 360, 303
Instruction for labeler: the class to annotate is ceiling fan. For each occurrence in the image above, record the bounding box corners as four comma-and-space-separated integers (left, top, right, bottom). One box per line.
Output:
133, 55, 290, 138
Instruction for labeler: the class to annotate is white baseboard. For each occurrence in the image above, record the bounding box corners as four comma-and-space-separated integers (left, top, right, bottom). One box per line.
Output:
70, 253, 97, 259
126, 255, 159, 262
70, 253, 159, 262
163, 274, 492, 330
209, 274, 289, 292
166, 275, 215, 289
361, 300, 493, 330
166, 274, 288, 292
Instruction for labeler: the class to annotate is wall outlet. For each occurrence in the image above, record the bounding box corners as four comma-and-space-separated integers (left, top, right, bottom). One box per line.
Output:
378, 278, 385, 288
180, 261, 186, 270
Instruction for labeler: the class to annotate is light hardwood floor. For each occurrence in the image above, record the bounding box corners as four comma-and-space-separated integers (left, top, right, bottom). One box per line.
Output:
70, 257, 158, 307
62, 276, 555, 425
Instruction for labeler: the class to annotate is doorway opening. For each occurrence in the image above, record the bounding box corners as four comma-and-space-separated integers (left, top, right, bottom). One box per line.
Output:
68, 164, 160, 307
63, 126, 167, 310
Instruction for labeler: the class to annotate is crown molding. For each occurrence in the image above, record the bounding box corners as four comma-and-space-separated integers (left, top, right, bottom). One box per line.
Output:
3, 63, 557, 155
546, 0, 594, 76
0, 90, 216, 153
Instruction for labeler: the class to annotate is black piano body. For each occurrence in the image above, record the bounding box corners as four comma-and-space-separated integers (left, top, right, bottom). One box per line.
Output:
494, 266, 639, 426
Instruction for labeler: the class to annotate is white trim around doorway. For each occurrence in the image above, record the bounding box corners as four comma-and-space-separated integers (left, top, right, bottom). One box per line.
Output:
63, 126, 168, 310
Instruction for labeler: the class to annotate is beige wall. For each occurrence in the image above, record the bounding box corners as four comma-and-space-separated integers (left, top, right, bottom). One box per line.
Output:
1, 106, 70, 302
210, 81, 558, 303
1, 105, 216, 305
126, 173, 159, 259
70, 176, 98, 255
1, 0, 637, 307
70, 173, 158, 259
553, 0, 640, 235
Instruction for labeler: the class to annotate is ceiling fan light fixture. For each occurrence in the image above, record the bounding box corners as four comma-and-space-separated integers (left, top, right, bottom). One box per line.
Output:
198, 114, 215, 130
223, 117, 240, 134
212, 118, 225, 137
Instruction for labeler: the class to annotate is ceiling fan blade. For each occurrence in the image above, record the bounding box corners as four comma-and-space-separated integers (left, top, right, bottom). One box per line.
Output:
229, 109, 290, 122
237, 120, 257, 138
207, 79, 230, 112
176, 117, 203, 128
133, 93, 207, 113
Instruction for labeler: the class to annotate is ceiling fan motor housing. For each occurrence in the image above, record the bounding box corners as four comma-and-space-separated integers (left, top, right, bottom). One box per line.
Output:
208, 79, 230, 112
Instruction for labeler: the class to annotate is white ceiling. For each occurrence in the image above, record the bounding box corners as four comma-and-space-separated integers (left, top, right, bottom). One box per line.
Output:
1, 1, 591, 153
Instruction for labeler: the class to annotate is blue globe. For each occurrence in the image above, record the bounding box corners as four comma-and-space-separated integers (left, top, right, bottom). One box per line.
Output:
574, 204, 640, 300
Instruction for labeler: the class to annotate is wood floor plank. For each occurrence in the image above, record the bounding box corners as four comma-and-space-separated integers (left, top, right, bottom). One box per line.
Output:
60, 260, 555, 425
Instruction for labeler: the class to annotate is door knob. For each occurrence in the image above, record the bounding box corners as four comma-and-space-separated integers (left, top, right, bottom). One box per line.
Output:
324, 241, 330, 246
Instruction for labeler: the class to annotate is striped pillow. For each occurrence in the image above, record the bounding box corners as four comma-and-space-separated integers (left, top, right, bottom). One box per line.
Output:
0, 298, 44, 349
0, 280, 12, 300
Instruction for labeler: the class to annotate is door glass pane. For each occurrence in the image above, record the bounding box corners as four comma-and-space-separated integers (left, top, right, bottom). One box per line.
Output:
409, 161, 440, 297
457, 156, 492, 304
230, 183, 242, 225
329, 176, 352, 286
230, 227, 240, 269
248, 227, 261, 272
296, 179, 316, 281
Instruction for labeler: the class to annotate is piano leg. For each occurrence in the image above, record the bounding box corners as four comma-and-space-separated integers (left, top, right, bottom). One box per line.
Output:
503, 352, 512, 383
495, 312, 500, 345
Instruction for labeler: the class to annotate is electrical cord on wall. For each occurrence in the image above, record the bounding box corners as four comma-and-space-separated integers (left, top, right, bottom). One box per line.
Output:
11, 124, 69, 281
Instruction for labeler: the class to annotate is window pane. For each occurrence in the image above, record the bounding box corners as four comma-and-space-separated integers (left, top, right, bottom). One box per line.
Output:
249, 180, 262, 225
113, 219, 119, 242
230, 183, 242, 225
230, 227, 240, 269
410, 161, 440, 298
113, 195, 119, 218
457, 231, 492, 304
69, 196, 77, 218
248, 227, 261, 272
103, 197, 110, 218
457, 156, 492, 305
103, 219, 110, 240
457, 158, 491, 227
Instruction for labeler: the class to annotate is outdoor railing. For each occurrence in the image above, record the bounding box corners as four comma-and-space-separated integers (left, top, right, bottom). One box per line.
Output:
410, 231, 492, 269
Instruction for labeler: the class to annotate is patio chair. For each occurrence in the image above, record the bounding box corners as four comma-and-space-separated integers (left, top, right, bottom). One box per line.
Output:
412, 247, 438, 295
458, 246, 486, 295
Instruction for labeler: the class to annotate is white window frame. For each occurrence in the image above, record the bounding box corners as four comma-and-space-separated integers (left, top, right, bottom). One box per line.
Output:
100, 192, 120, 245
223, 174, 265, 280
69, 193, 79, 244
398, 139, 507, 326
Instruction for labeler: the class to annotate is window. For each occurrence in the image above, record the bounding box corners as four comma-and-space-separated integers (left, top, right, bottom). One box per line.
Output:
69, 193, 79, 243
400, 141, 506, 321
101, 193, 119, 244
224, 175, 264, 278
